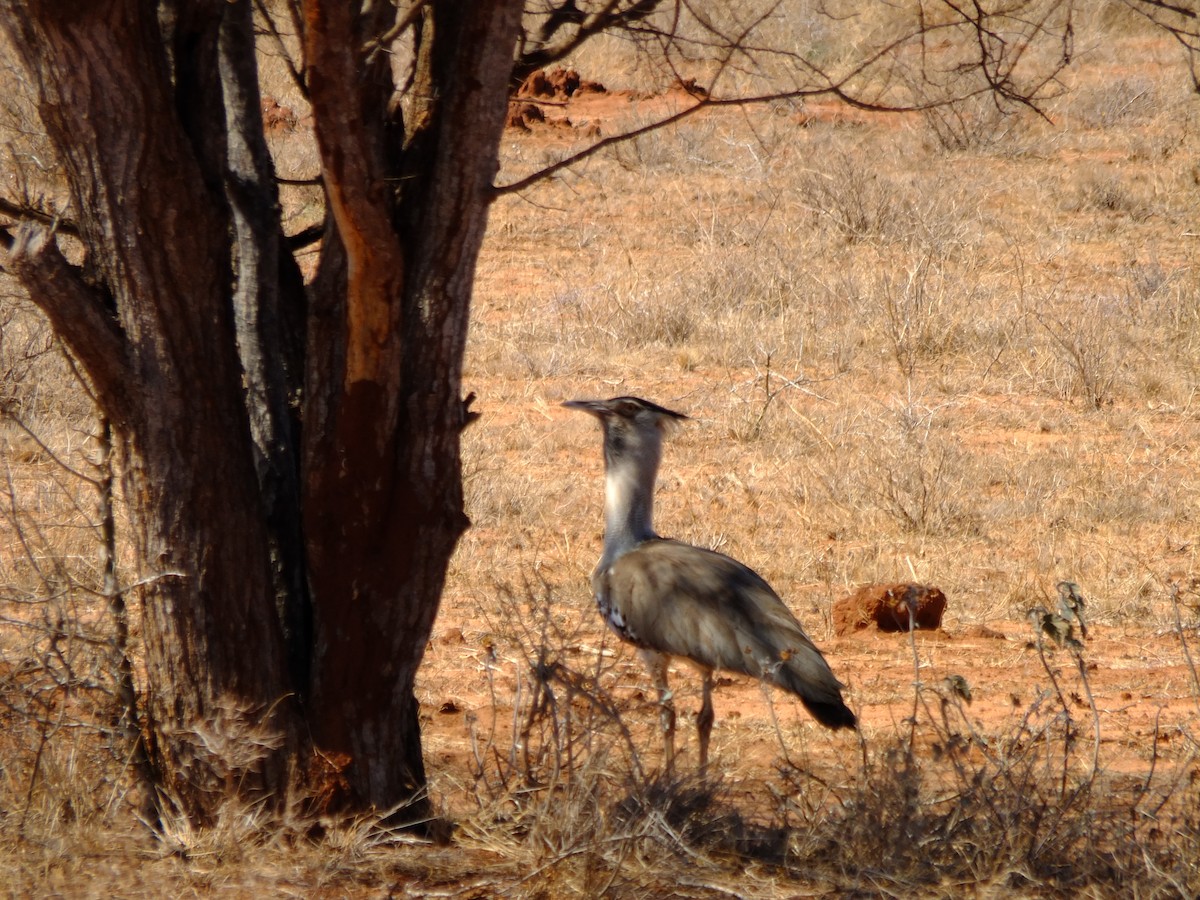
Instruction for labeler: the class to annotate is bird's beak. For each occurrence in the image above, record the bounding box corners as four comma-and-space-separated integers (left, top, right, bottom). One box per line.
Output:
562, 399, 606, 417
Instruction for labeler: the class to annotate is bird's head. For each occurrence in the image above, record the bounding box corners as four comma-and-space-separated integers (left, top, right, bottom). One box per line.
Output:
562, 396, 688, 472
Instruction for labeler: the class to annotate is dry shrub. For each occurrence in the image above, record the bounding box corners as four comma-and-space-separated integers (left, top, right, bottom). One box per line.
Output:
853, 400, 978, 537
792, 699, 1198, 893
1032, 293, 1131, 409
1075, 173, 1149, 219
1072, 76, 1161, 129
444, 581, 1200, 896
800, 146, 912, 244
0, 304, 151, 887
873, 249, 990, 379
919, 92, 1041, 153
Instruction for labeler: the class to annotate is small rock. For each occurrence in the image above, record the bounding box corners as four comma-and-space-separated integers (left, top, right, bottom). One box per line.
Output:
833, 583, 947, 635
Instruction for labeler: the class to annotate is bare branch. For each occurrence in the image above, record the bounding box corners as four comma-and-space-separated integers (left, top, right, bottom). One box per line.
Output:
0, 195, 80, 238
502, 0, 1076, 194
516, 0, 663, 80
493, 69, 1035, 198
1123, 0, 1200, 89
286, 221, 325, 251
362, 0, 429, 65
1, 224, 132, 424
1135, 0, 1198, 20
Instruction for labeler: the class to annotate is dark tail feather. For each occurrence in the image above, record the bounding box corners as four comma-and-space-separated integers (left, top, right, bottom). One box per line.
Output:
801, 696, 857, 730
774, 648, 858, 730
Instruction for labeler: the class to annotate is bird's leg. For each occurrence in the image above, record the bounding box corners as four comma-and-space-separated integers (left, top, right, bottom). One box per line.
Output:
698, 668, 714, 776
640, 649, 676, 774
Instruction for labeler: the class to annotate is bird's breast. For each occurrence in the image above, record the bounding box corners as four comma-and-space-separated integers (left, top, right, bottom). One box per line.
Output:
595, 570, 647, 647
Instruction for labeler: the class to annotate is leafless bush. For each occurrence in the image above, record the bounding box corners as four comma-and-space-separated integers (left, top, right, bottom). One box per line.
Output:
874, 250, 985, 379
801, 148, 909, 243
1076, 173, 1147, 218
459, 579, 735, 894
724, 353, 824, 444
450, 578, 1200, 895
799, 143, 981, 256
1033, 294, 1130, 409
920, 94, 1027, 152
1073, 76, 1160, 129
689, 245, 801, 320
0, 302, 148, 844
563, 279, 698, 351
853, 401, 977, 537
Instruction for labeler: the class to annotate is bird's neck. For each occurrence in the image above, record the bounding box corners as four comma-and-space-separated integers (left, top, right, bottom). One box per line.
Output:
600, 450, 660, 567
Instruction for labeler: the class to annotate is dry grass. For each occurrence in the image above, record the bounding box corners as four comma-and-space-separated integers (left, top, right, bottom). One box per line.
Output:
420, 584, 1200, 897
0, 7, 1199, 897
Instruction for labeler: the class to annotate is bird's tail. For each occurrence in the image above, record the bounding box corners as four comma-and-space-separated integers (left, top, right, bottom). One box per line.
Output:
774, 651, 858, 730
799, 695, 857, 730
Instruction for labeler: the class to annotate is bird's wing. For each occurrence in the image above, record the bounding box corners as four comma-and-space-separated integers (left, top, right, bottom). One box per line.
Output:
595, 539, 845, 702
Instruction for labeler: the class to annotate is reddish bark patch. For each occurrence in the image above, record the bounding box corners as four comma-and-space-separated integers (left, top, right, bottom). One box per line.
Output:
833, 583, 948, 635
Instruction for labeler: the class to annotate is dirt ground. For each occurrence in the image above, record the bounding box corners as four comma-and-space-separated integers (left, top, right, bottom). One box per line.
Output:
419, 590, 1199, 807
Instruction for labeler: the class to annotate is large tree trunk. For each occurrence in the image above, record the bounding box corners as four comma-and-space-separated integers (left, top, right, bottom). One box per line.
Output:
1, 0, 297, 821
2, 0, 524, 826
301, 0, 522, 817
214, 0, 313, 698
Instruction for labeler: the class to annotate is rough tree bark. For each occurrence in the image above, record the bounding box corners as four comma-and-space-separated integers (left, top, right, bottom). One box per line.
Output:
0, 0, 522, 824
1, 0, 297, 819
301, 0, 522, 814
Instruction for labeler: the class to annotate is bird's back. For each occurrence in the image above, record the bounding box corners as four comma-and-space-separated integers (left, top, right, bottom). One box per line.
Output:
594, 539, 856, 729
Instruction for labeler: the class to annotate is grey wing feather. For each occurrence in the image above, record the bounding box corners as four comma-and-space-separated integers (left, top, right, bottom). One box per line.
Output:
595, 539, 849, 713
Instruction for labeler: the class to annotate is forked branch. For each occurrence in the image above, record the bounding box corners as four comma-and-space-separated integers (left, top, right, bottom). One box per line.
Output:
2, 224, 132, 424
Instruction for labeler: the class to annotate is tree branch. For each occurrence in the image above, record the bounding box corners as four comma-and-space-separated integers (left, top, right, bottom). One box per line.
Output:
0, 195, 80, 238
499, 0, 1073, 195
286, 221, 325, 251
253, 0, 309, 99
362, 0, 428, 65
2, 224, 132, 424
1124, 0, 1200, 89
1134, 0, 1197, 20
493, 80, 988, 197
515, 0, 663, 82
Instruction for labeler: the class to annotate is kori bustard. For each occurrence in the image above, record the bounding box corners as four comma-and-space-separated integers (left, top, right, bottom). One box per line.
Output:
563, 396, 856, 773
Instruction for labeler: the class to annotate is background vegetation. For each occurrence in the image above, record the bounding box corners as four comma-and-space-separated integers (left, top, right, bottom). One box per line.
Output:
1, 2, 1198, 895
